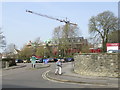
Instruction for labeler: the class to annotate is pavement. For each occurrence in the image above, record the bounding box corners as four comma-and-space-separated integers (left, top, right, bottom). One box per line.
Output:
2, 64, 26, 70
45, 62, 119, 88
2, 63, 50, 70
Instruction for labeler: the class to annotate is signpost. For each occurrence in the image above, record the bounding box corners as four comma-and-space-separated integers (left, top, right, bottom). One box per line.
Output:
106, 43, 120, 52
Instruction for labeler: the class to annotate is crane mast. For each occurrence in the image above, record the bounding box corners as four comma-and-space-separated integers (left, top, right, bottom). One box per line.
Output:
26, 10, 77, 25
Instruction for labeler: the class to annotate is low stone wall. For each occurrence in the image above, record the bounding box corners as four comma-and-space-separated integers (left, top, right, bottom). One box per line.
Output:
74, 53, 119, 77
2, 58, 16, 68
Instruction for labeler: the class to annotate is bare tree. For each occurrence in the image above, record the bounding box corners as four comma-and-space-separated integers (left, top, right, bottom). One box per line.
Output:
52, 24, 80, 57
108, 30, 120, 43
3, 43, 17, 58
6, 44, 15, 53
88, 11, 118, 52
0, 29, 6, 51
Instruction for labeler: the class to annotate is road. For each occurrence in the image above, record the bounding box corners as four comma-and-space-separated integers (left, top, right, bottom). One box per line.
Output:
2, 63, 118, 89
2, 63, 85, 88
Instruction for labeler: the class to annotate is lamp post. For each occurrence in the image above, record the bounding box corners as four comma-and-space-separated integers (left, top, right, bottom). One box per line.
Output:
58, 50, 61, 58
44, 46, 46, 58
44, 39, 52, 58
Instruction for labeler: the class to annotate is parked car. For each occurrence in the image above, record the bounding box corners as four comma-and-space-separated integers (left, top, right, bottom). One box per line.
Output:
60, 58, 65, 63
107, 50, 120, 53
23, 60, 28, 63
48, 58, 54, 62
43, 58, 49, 64
27, 59, 31, 63
64, 58, 74, 62
36, 58, 43, 63
53, 58, 58, 62
53, 58, 65, 63
15, 59, 23, 63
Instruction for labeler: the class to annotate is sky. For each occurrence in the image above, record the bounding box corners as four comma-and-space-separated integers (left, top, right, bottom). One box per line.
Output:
1, 1, 118, 51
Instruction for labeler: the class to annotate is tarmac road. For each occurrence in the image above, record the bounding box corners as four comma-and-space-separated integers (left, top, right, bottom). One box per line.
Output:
2, 63, 83, 88
2, 63, 119, 89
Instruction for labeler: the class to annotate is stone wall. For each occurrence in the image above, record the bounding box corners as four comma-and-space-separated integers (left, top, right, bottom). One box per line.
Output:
74, 53, 119, 77
2, 58, 16, 68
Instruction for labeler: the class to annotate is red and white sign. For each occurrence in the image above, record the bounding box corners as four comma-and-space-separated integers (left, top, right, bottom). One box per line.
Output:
106, 43, 120, 46
106, 43, 120, 51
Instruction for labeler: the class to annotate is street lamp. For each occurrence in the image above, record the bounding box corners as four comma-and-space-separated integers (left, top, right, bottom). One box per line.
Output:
58, 50, 61, 58
44, 46, 46, 58
44, 39, 52, 58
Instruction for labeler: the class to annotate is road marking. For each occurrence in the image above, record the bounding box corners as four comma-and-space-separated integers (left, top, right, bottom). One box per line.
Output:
42, 70, 95, 85
42, 70, 64, 83
42, 70, 99, 86
42, 70, 118, 88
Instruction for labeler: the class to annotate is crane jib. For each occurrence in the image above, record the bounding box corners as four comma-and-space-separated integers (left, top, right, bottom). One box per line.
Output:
26, 10, 77, 25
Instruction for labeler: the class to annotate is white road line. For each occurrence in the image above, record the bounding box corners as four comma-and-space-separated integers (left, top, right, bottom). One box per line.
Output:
42, 70, 64, 83
42, 70, 117, 88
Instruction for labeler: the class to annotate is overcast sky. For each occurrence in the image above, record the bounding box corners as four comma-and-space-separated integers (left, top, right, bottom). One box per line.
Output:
1, 1, 118, 50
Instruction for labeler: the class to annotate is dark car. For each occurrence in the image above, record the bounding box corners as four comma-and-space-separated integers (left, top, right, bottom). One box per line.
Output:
54, 58, 58, 62
48, 58, 54, 62
36, 58, 43, 63
64, 58, 74, 62
15, 59, 23, 63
